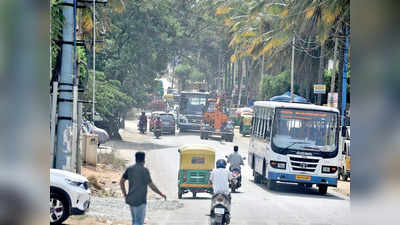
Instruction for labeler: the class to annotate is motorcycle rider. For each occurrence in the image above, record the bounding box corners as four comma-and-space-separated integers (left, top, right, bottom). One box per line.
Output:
139, 112, 147, 133
154, 116, 162, 137
227, 146, 244, 186
209, 159, 233, 200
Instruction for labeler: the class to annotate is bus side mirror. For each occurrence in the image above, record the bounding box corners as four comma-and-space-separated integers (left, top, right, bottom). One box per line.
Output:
178, 149, 180, 153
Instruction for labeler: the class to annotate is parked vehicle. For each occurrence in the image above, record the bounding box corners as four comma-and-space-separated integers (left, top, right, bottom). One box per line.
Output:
210, 193, 231, 225
239, 113, 253, 136
50, 169, 91, 224
177, 145, 215, 199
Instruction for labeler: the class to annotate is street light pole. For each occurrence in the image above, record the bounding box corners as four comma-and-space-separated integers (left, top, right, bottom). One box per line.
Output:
92, 0, 96, 122
290, 35, 295, 103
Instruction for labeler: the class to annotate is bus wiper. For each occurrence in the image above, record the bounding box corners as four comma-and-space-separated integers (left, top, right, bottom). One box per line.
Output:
283, 142, 308, 150
303, 146, 321, 150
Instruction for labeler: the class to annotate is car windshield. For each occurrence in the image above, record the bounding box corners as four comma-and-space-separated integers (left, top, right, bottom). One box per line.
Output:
272, 109, 338, 152
160, 114, 174, 121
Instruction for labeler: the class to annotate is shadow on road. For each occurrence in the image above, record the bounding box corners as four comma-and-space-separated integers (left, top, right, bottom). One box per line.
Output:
251, 179, 347, 201
177, 131, 200, 136
105, 140, 173, 151
180, 196, 212, 200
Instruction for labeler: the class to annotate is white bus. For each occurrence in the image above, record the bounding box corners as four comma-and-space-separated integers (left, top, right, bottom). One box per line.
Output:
248, 101, 340, 194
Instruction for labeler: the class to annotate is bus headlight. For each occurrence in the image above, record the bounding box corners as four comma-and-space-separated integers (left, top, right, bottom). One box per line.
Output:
270, 161, 286, 169
322, 166, 337, 173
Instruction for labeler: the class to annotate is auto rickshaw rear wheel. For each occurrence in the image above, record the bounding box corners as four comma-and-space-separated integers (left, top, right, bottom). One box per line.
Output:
178, 189, 183, 199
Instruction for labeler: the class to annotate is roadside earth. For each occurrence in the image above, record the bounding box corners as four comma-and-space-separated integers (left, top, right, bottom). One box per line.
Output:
65, 121, 181, 225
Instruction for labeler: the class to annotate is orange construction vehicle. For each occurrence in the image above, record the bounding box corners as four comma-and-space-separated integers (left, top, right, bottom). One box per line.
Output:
200, 95, 234, 142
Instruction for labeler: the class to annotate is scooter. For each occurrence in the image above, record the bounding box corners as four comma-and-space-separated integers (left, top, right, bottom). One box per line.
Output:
154, 127, 161, 139
210, 193, 231, 225
138, 120, 147, 134
229, 168, 241, 192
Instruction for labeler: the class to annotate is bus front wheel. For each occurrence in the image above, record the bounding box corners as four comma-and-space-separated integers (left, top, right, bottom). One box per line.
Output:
318, 184, 328, 195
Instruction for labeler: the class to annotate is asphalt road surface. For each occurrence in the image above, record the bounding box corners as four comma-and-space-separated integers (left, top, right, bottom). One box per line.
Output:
113, 121, 350, 225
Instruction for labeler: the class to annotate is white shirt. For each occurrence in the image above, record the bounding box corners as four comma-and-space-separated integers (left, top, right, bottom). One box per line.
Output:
210, 168, 232, 195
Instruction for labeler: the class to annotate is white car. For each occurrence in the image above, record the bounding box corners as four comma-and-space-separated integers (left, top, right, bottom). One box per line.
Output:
50, 169, 91, 224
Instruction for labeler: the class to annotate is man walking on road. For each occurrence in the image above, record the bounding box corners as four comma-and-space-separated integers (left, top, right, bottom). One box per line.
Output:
120, 152, 166, 225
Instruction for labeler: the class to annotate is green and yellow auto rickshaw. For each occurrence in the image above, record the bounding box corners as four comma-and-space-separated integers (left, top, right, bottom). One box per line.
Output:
239, 113, 253, 136
178, 145, 215, 199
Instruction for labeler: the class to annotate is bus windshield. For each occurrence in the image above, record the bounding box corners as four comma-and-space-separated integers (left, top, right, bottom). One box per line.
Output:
272, 109, 338, 152
180, 95, 207, 115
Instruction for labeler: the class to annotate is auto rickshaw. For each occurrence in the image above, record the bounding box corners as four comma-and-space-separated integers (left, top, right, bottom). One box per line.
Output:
239, 113, 253, 136
178, 145, 215, 199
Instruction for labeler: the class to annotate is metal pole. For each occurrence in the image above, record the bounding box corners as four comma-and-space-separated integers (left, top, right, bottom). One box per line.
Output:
92, 0, 96, 122
56, 0, 74, 170
50, 81, 58, 168
71, 0, 79, 172
330, 37, 338, 93
341, 26, 349, 125
290, 35, 295, 103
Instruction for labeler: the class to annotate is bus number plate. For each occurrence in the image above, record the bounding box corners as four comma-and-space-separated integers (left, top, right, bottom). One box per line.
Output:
296, 175, 311, 181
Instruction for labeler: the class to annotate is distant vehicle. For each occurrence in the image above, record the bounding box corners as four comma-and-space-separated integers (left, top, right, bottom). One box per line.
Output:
50, 169, 91, 224
248, 101, 340, 195
149, 111, 166, 131
239, 113, 253, 136
150, 112, 175, 135
338, 126, 350, 181
160, 113, 176, 135
200, 95, 234, 142
178, 91, 209, 132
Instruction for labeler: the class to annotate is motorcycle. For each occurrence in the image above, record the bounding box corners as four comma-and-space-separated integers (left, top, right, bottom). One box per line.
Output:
138, 120, 147, 134
229, 168, 241, 192
154, 127, 161, 139
210, 193, 231, 225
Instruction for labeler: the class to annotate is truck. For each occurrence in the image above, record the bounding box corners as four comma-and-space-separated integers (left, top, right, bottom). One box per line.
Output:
177, 91, 209, 132
200, 95, 234, 142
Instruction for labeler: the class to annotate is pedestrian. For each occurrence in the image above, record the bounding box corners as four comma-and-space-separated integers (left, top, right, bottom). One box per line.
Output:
120, 152, 166, 225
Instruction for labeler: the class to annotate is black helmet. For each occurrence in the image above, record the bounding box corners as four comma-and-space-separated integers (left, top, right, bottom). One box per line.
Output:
216, 159, 227, 168
142, 112, 145, 115
234, 145, 239, 152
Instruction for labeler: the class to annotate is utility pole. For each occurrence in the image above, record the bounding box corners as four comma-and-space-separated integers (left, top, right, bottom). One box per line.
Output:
317, 43, 325, 105
92, 0, 96, 122
341, 26, 349, 126
55, 0, 75, 170
290, 35, 295, 103
330, 37, 338, 93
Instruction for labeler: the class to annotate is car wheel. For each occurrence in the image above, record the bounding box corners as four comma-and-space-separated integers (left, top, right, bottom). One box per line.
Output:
50, 192, 69, 225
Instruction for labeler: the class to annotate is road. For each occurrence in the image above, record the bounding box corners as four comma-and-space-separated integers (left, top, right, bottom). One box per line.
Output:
100, 120, 350, 225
